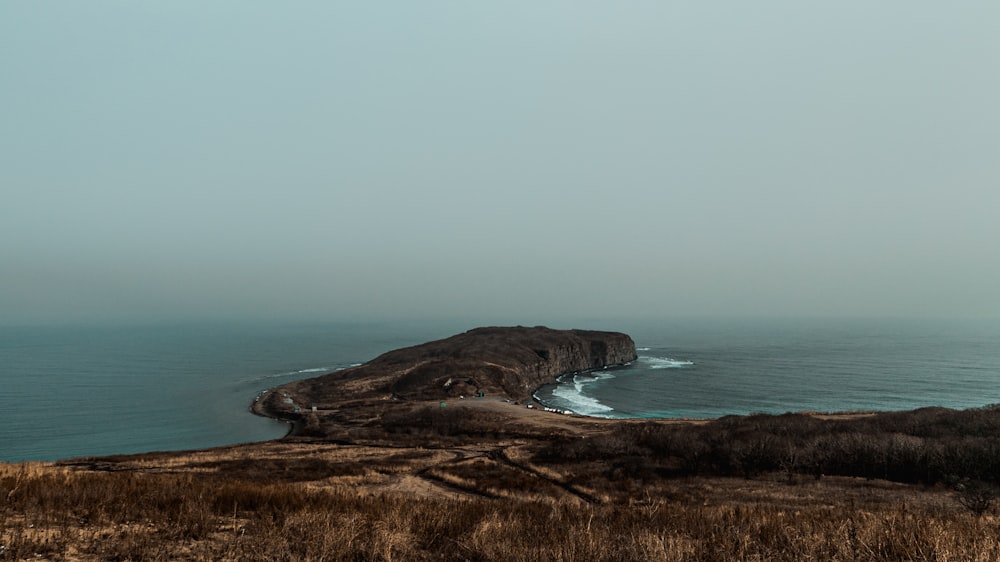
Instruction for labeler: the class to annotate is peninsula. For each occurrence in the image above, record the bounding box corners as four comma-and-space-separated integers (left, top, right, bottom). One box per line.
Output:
253, 326, 637, 437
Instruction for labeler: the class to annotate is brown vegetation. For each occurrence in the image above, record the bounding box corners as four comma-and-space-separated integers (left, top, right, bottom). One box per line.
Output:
6, 404, 1000, 560
537, 405, 1000, 486
4, 455, 1000, 561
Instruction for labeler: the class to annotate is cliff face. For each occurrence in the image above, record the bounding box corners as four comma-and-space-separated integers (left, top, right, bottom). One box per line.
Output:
259, 326, 636, 416
387, 326, 638, 401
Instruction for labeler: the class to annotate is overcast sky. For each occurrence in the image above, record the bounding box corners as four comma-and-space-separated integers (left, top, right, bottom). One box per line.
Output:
2, 2, 998, 324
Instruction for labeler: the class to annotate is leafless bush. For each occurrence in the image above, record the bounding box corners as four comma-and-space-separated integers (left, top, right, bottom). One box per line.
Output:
955, 480, 998, 517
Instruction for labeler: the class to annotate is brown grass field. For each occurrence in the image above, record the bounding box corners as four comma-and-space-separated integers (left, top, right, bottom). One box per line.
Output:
5, 399, 1000, 560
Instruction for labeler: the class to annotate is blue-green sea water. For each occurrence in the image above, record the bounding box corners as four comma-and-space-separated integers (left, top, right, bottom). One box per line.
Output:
2, 317, 998, 462
536, 317, 1000, 419
0, 320, 467, 462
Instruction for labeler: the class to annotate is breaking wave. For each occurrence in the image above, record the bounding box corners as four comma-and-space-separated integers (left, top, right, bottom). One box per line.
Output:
639, 356, 694, 369
549, 372, 616, 416
246, 363, 361, 383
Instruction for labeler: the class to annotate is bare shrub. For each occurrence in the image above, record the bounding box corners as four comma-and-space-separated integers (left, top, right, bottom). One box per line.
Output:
955, 480, 998, 517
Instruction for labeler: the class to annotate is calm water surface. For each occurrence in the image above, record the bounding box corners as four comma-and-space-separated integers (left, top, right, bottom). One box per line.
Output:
537, 317, 1000, 418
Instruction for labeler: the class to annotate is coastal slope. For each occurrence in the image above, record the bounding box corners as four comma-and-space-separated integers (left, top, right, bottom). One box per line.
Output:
254, 326, 636, 428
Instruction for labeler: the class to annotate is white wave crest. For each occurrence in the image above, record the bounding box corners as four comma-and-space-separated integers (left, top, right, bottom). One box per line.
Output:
248, 363, 360, 384
640, 356, 694, 369
550, 373, 615, 415
295, 363, 362, 375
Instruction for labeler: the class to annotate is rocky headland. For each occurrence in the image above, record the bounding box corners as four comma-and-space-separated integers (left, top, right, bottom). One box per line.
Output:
253, 326, 636, 436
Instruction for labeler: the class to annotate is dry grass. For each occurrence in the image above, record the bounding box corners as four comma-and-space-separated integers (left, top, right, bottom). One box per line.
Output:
3, 453, 999, 561
8, 406, 1000, 560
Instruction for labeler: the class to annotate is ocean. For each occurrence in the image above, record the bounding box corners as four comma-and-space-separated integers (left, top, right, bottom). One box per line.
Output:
2, 317, 998, 462
536, 317, 1000, 419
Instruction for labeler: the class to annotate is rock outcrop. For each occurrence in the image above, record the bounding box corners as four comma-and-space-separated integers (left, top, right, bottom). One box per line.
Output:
256, 326, 636, 418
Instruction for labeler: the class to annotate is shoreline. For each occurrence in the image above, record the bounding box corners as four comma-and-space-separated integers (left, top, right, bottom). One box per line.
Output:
250, 351, 643, 439
250, 390, 300, 437
250, 373, 882, 443
244, 323, 945, 444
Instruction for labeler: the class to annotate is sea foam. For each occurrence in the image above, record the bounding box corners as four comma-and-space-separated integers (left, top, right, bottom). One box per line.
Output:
248, 363, 361, 383
640, 356, 694, 369
550, 373, 616, 416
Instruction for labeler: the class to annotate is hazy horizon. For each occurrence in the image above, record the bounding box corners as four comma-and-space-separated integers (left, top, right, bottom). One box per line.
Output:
3, 3, 998, 325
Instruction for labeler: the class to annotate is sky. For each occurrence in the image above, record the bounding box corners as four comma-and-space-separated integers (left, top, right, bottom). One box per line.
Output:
2, 2, 999, 324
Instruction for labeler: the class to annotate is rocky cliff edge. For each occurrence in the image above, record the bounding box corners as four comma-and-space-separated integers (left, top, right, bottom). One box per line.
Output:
255, 326, 636, 420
